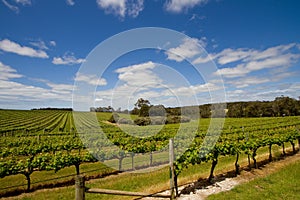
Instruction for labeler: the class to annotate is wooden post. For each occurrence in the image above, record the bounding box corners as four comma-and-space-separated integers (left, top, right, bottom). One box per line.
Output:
75, 175, 85, 200
131, 153, 135, 170
37, 134, 40, 143
169, 138, 175, 200
150, 152, 153, 166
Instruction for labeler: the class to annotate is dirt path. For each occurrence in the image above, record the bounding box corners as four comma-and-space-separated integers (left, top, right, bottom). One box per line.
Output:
143, 152, 300, 200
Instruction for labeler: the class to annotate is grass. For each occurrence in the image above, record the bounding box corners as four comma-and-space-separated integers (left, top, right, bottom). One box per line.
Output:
4, 143, 296, 200
207, 158, 300, 200
0, 162, 115, 196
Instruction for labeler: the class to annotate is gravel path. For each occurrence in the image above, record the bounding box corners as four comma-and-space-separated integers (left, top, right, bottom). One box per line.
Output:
143, 152, 300, 200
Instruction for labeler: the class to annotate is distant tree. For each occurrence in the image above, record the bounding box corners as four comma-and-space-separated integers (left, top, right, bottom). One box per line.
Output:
134, 98, 151, 117
134, 98, 150, 109
166, 107, 181, 116
130, 107, 139, 115
273, 96, 298, 116
199, 104, 211, 118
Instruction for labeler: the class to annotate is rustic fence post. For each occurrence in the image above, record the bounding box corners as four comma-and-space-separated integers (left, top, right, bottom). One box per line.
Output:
75, 175, 85, 200
169, 138, 175, 200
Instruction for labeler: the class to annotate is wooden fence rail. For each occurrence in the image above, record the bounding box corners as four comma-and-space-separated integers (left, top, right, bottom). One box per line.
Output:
75, 139, 176, 200
75, 175, 172, 200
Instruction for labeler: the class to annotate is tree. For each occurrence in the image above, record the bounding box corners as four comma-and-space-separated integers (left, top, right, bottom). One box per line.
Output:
134, 98, 151, 117
134, 98, 150, 109
273, 96, 298, 116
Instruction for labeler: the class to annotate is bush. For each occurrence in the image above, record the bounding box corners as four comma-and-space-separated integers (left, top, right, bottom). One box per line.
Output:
166, 115, 191, 124
108, 113, 120, 123
134, 117, 151, 126
133, 115, 190, 126
180, 116, 191, 123
150, 116, 166, 125
117, 118, 133, 125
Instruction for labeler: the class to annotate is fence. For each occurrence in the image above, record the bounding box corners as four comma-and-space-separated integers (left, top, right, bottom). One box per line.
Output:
75, 139, 176, 200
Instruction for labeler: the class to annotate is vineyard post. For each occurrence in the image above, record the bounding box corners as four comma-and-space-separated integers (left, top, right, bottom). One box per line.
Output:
169, 138, 175, 199
75, 175, 85, 200
131, 152, 135, 170
37, 134, 40, 143
245, 127, 251, 169
296, 126, 300, 150
150, 152, 153, 166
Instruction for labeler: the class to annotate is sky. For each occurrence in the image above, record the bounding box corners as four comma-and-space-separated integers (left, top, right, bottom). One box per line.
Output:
0, 0, 300, 111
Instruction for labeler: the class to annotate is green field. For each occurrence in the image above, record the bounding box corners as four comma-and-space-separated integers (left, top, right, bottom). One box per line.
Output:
0, 109, 300, 199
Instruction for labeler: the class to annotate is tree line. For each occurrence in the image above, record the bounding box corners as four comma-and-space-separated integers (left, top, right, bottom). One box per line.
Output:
91, 96, 300, 118
31, 107, 73, 111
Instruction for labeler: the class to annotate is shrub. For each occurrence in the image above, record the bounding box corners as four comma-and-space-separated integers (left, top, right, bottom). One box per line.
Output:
108, 113, 120, 123
133, 115, 190, 126
134, 117, 151, 126
150, 116, 166, 125
117, 118, 133, 125
180, 115, 191, 123
166, 115, 191, 124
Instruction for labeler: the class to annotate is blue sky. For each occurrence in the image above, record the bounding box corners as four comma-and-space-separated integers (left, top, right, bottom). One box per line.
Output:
0, 0, 300, 110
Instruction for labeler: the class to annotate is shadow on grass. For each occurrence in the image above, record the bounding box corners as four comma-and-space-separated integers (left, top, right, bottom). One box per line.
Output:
179, 148, 299, 196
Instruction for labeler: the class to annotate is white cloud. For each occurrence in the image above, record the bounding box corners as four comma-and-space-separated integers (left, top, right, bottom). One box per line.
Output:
46, 82, 74, 94
115, 61, 162, 87
227, 76, 270, 88
75, 73, 107, 86
226, 82, 300, 103
97, 0, 126, 17
197, 43, 300, 78
66, 0, 75, 6
216, 65, 248, 78
216, 48, 253, 65
96, 0, 144, 18
169, 82, 221, 97
244, 53, 299, 71
126, 0, 143, 18
195, 43, 299, 66
2, 0, 19, 13
189, 14, 206, 21
166, 37, 206, 62
0, 39, 49, 58
0, 73, 75, 109
49, 41, 56, 47
29, 39, 48, 50
216, 53, 300, 78
0, 79, 74, 106
193, 54, 215, 64
14, 0, 31, 5
0, 62, 23, 80
2, 0, 31, 13
52, 53, 85, 65
165, 0, 208, 13
94, 61, 225, 109
247, 43, 296, 61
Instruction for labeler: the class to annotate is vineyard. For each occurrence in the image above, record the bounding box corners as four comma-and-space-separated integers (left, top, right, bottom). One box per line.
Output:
0, 109, 300, 198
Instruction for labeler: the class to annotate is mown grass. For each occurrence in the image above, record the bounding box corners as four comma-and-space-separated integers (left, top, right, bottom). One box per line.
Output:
207, 158, 300, 200
0, 162, 115, 196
